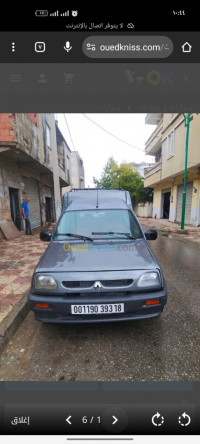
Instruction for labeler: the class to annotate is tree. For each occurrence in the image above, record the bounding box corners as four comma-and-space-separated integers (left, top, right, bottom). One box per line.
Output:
93, 158, 153, 205
137, 186, 153, 203
93, 157, 119, 189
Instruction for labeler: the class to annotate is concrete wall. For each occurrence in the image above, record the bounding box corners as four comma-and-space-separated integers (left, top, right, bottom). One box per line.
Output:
134, 202, 153, 218
162, 113, 178, 130
169, 184, 177, 222
152, 188, 162, 218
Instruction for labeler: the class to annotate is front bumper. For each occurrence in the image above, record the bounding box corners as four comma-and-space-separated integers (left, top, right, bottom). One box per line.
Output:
28, 288, 167, 323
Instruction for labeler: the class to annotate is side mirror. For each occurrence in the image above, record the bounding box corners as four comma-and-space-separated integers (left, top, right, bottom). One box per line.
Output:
40, 231, 52, 242
144, 229, 157, 240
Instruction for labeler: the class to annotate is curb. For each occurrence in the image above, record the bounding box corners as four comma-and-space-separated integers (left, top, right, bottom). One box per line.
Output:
142, 224, 200, 248
0, 292, 29, 354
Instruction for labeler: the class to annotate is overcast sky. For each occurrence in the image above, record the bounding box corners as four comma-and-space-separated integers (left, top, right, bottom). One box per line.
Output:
56, 114, 156, 187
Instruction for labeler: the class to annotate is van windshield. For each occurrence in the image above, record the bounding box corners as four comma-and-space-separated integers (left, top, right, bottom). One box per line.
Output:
54, 209, 143, 240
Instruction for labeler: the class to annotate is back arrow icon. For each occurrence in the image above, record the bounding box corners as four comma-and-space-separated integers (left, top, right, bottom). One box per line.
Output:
112, 415, 118, 425
66, 415, 72, 425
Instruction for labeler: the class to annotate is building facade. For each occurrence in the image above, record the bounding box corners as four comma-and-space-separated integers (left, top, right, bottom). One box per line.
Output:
144, 113, 200, 226
62, 151, 85, 195
0, 113, 71, 239
69, 151, 85, 189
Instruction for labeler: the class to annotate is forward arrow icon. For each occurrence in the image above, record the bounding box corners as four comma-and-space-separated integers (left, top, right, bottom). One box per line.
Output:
112, 415, 118, 425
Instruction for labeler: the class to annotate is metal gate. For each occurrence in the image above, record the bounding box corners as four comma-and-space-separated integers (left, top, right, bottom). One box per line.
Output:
176, 182, 193, 225
23, 178, 41, 229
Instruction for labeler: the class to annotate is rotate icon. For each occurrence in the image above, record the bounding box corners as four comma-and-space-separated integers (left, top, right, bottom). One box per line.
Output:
178, 412, 191, 427
152, 412, 164, 427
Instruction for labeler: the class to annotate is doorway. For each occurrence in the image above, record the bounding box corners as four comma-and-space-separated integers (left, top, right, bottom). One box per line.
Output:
45, 197, 53, 222
9, 188, 22, 230
163, 191, 171, 219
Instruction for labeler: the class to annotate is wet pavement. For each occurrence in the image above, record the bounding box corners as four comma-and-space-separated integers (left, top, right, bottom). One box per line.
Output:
0, 232, 199, 382
138, 217, 200, 245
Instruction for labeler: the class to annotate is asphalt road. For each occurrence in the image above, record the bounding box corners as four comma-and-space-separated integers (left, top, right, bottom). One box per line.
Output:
0, 233, 200, 382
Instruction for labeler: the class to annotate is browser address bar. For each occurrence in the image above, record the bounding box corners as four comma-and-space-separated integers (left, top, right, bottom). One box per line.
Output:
83, 36, 173, 58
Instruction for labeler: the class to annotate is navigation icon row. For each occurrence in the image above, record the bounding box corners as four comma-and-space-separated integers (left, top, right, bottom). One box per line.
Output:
10, 42, 73, 53
8, 73, 75, 85
8, 40, 193, 55
63, 411, 192, 430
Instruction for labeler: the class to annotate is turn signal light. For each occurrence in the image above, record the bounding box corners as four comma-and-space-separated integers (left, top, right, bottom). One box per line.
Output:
146, 299, 160, 305
35, 303, 50, 309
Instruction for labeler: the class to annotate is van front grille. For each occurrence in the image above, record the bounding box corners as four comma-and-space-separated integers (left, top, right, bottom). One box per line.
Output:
101, 279, 133, 287
62, 279, 133, 289
63, 281, 94, 288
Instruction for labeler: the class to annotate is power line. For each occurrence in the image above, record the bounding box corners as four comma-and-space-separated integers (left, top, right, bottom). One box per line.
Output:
81, 114, 144, 152
64, 114, 75, 151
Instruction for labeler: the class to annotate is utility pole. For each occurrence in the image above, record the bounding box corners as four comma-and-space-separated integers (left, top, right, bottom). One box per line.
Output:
50, 114, 62, 221
181, 113, 191, 230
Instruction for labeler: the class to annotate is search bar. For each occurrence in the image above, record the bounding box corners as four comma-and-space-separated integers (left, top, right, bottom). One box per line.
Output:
83, 36, 173, 58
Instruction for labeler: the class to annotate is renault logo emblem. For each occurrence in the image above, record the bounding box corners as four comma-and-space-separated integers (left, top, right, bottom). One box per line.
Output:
94, 281, 102, 291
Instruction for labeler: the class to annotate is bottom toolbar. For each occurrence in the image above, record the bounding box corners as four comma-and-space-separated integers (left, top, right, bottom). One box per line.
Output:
1, 404, 196, 434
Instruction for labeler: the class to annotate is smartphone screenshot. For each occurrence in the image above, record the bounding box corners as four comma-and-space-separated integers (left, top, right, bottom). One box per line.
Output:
0, 4, 199, 443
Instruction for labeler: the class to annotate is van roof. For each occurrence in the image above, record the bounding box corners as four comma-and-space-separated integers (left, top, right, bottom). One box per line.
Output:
64, 198, 130, 211
62, 189, 133, 211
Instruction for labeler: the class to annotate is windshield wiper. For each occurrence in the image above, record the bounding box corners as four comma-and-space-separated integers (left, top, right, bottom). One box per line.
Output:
92, 232, 136, 239
55, 233, 93, 242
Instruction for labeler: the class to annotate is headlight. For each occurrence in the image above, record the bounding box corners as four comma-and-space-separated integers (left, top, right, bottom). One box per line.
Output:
35, 275, 58, 290
137, 272, 160, 288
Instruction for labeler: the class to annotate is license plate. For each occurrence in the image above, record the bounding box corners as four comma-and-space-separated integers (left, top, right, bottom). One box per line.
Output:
71, 303, 124, 315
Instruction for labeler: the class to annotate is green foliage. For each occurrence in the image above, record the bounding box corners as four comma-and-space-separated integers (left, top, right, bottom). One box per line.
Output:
93, 157, 118, 189
93, 157, 153, 204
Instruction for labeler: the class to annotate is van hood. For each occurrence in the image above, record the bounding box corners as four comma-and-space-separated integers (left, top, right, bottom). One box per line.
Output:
36, 239, 157, 272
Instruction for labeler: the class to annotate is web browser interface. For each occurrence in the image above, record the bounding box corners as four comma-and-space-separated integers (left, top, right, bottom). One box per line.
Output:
0, 4, 199, 443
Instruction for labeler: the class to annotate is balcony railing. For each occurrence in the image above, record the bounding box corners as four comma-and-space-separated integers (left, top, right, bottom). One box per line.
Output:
144, 160, 162, 184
